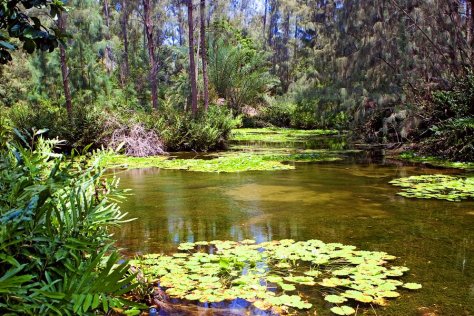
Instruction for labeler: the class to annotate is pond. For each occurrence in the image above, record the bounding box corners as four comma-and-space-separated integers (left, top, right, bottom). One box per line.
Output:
110, 135, 474, 315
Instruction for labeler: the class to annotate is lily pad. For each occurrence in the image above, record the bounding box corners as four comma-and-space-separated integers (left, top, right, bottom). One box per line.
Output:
330, 305, 356, 315
131, 239, 421, 315
390, 175, 474, 201
403, 283, 422, 290
324, 294, 347, 304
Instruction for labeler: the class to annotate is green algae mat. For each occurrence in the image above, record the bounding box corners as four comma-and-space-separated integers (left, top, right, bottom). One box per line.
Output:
102, 151, 342, 173
392, 152, 474, 170
131, 239, 421, 315
230, 128, 339, 142
390, 175, 474, 201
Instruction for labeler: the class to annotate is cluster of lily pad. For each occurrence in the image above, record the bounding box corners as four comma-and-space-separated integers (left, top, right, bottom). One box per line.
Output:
130, 239, 421, 315
102, 152, 341, 173
389, 174, 474, 201
231, 128, 339, 142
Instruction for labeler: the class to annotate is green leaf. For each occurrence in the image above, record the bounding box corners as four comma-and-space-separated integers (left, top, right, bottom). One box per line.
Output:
83, 293, 93, 312
402, 283, 422, 290
324, 295, 347, 304
0, 40, 16, 50
330, 306, 356, 315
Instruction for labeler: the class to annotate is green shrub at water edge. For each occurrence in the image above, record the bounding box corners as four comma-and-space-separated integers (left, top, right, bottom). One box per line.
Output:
9, 101, 110, 150
0, 132, 140, 314
144, 104, 241, 152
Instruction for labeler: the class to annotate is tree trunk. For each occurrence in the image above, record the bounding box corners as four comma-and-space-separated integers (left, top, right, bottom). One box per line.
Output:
263, 0, 268, 44
467, 1, 474, 56
103, 0, 114, 74
120, 0, 130, 85
177, 2, 185, 46
282, 10, 290, 92
58, 12, 72, 118
187, 0, 198, 115
143, 0, 159, 110
268, 0, 278, 49
200, 0, 209, 110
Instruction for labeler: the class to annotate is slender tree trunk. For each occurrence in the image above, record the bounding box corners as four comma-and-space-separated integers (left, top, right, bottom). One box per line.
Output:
282, 10, 290, 92
187, 0, 198, 115
177, 2, 185, 46
263, 0, 268, 44
200, 0, 209, 110
103, 0, 114, 74
467, 1, 474, 56
58, 12, 72, 118
268, 0, 277, 48
143, 0, 159, 110
120, 0, 130, 85
294, 16, 298, 60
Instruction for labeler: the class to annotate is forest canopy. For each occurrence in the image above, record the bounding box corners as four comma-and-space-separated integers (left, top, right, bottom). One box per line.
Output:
0, 0, 473, 160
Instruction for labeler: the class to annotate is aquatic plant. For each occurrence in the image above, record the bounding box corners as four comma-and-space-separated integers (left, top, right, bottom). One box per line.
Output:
102, 151, 341, 173
389, 175, 474, 201
394, 151, 474, 170
131, 239, 421, 315
231, 128, 339, 142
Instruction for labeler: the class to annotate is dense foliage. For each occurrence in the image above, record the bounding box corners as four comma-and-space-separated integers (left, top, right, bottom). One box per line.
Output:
0, 0, 64, 63
0, 131, 139, 314
1, 0, 473, 158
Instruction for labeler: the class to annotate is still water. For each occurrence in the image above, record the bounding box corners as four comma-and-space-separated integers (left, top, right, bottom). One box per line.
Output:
111, 142, 474, 315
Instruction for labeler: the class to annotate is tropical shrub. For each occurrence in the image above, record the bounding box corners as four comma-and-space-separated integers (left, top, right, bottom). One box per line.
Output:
146, 104, 241, 152
421, 71, 474, 161
208, 21, 277, 112
0, 132, 138, 314
261, 98, 295, 127
9, 101, 110, 150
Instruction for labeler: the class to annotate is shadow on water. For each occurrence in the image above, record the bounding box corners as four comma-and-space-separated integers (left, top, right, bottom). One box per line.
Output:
111, 137, 474, 315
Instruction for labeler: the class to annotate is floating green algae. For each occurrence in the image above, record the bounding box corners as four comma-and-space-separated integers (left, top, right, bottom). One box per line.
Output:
389, 174, 474, 201
393, 152, 474, 170
131, 239, 421, 315
231, 128, 339, 142
102, 151, 341, 173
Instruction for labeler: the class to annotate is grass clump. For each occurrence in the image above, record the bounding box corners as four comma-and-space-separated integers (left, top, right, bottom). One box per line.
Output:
389, 175, 474, 201
131, 239, 421, 315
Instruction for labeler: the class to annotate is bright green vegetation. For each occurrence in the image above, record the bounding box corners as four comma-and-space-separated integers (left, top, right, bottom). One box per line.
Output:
231, 128, 339, 142
394, 152, 474, 170
0, 134, 139, 314
131, 239, 421, 315
390, 175, 474, 201
102, 151, 341, 173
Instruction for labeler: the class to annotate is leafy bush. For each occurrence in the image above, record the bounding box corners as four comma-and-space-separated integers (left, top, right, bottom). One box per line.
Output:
9, 101, 110, 150
421, 71, 474, 161
0, 132, 138, 314
261, 98, 295, 127
208, 21, 277, 111
144, 104, 241, 152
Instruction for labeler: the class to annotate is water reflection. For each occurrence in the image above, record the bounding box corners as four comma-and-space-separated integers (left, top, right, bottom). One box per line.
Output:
111, 159, 474, 315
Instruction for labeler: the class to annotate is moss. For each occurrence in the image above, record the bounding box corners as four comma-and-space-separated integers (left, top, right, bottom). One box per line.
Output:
230, 128, 339, 142
393, 151, 474, 170
102, 151, 341, 173
100, 155, 169, 169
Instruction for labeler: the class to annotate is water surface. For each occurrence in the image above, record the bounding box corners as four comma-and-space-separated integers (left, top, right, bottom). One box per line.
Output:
112, 143, 474, 315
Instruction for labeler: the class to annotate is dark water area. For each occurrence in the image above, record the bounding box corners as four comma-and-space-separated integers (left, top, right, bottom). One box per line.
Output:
111, 139, 474, 315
